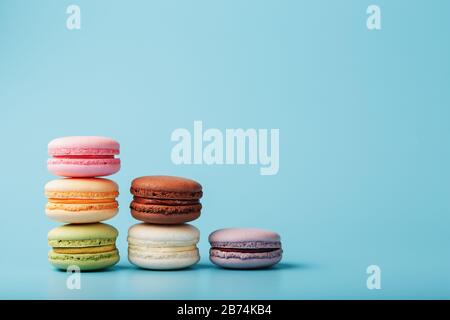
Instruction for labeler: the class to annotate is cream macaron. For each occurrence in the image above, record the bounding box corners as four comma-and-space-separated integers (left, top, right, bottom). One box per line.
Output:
45, 178, 119, 224
127, 223, 200, 270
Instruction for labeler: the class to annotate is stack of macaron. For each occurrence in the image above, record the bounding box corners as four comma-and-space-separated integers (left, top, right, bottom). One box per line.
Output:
45, 136, 121, 271
127, 176, 203, 270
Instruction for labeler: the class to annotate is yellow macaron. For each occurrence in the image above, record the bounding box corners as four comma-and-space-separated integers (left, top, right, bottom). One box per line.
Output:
45, 178, 119, 224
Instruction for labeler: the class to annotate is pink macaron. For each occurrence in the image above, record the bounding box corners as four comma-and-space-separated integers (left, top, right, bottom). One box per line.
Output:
47, 136, 120, 177
209, 228, 283, 269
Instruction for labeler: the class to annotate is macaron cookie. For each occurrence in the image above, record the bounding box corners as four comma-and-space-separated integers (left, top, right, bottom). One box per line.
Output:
130, 176, 203, 224
48, 223, 120, 271
45, 178, 119, 224
128, 223, 200, 270
209, 228, 282, 269
48, 136, 120, 177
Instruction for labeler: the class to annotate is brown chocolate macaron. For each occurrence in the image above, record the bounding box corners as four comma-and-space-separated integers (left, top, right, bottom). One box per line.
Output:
130, 176, 203, 224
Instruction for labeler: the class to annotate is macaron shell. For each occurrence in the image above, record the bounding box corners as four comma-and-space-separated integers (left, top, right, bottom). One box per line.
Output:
46, 208, 118, 224
48, 223, 119, 241
47, 161, 120, 178
128, 248, 199, 270
130, 176, 203, 200
210, 253, 281, 269
48, 249, 120, 271
131, 209, 200, 224
48, 136, 120, 155
128, 223, 200, 243
45, 178, 119, 195
209, 228, 281, 246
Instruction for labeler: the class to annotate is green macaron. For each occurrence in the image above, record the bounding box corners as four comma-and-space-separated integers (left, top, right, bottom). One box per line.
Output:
48, 223, 120, 271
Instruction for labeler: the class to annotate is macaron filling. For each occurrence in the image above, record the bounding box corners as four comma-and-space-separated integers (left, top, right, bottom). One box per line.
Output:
210, 248, 283, 260
48, 147, 119, 163
210, 241, 281, 249
128, 240, 200, 261
132, 196, 200, 206
48, 147, 119, 156
130, 200, 201, 214
47, 200, 118, 210
52, 155, 116, 159
47, 158, 120, 165
211, 247, 280, 253
210, 243, 282, 258
46, 190, 119, 199
53, 244, 117, 254
48, 198, 117, 204
130, 187, 203, 200
49, 250, 119, 262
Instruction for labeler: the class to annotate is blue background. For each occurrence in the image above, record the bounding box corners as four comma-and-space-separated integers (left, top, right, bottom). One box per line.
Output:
1, 0, 449, 299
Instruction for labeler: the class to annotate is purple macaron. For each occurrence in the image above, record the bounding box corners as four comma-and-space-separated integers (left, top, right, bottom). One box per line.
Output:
208, 228, 282, 269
